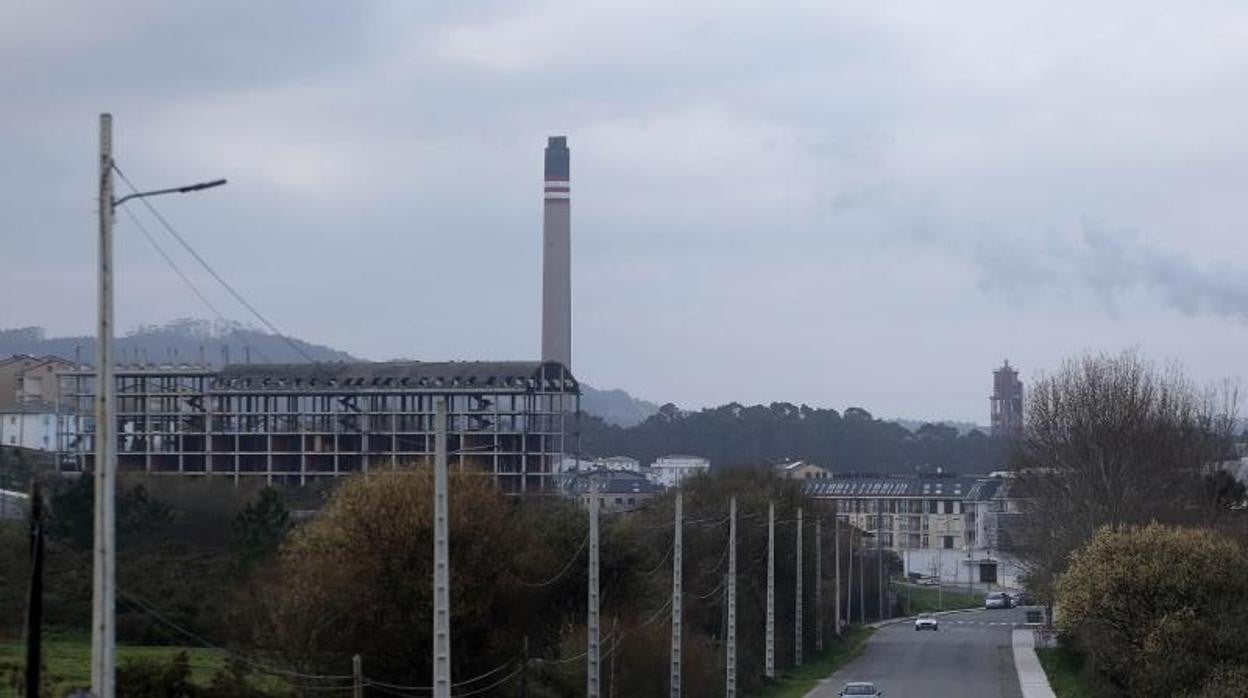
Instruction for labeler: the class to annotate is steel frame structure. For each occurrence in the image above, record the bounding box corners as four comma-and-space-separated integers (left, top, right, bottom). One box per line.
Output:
57, 361, 578, 492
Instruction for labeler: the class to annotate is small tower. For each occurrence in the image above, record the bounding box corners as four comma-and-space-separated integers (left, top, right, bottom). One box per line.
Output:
990, 360, 1024, 438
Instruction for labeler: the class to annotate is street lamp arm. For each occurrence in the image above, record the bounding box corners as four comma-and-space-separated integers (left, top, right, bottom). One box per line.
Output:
112, 175, 226, 208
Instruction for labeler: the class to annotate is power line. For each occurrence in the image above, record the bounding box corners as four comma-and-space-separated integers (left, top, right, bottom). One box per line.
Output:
112, 163, 316, 364
116, 204, 225, 322
514, 533, 589, 587
115, 203, 275, 365
116, 589, 353, 682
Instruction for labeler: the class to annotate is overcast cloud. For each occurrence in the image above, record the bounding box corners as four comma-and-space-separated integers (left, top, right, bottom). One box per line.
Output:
3, 1, 1248, 422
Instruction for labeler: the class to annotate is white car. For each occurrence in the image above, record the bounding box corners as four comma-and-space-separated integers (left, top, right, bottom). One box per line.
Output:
839, 682, 883, 696
914, 614, 938, 631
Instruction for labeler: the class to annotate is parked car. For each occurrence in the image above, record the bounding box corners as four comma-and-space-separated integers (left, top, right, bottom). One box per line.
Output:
839, 681, 883, 696
985, 592, 1010, 609
1013, 592, 1034, 606
914, 613, 939, 631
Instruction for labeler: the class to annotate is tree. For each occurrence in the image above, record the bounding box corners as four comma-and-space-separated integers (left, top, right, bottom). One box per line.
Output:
229, 488, 290, 570
1008, 351, 1237, 597
252, 469, 586, 687
1056, 524, 1248, 697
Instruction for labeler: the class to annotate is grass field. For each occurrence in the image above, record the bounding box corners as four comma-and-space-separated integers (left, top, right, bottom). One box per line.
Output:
749, 626, 874, 698
1036, 645, 1099, 698
892, 582, 984, 614
0, 631, 283, 696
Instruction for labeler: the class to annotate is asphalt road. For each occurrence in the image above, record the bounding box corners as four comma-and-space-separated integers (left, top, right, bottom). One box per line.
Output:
809, 608, 1026, 698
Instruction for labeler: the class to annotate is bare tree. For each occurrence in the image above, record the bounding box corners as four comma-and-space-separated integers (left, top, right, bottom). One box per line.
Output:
1007, 350, 1238, 598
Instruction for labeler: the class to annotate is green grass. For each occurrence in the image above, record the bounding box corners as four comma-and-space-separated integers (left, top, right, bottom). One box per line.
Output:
749, 626, 874, 698
0, 631, 283, 696
1036, 645, 1099, 698
892, 582, 984, 614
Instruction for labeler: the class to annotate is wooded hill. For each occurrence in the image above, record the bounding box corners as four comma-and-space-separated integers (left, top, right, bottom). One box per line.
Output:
579, 402, 1010, 474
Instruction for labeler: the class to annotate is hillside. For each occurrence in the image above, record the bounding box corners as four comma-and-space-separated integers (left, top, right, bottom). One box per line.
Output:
0, 320, 352, 366
579, 402, 1010, 474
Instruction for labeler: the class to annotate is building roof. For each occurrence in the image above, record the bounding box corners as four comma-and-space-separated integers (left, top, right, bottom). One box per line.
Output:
215, 361, 576, 391
776, 460, 826, 472
63, 361, 579, 392
0, 400, 60, 415
557, 469, 663, 496
803, 474, 986, 499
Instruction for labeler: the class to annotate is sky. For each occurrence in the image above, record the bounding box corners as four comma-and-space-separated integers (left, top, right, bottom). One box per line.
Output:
3, 1, 1248, 423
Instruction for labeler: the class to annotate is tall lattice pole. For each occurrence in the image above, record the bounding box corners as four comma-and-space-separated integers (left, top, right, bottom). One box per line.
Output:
795, 507, 803, 666
433, 397, 452, 698
587, 475, 601, 698
834, 508, 842, 636
815, 515, 823, 653
92, 112, 117, 698
725, 496, 737, 698
765, 501, 775, 679
670, 492, 683, 697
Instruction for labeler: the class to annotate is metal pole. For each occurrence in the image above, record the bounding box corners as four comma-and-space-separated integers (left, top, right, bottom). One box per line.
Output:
725, 496, 737, 698
91, 111, 117, 698
938, 546, 943, 612
352, 654, 363, 698
670, 491, 682, 698
834, 507, 841, 637
433, 397, 452, 698
795, 507, 803, 666
587, 474, 600, 698
815, 515, 823, 653
765, 501, 774, 679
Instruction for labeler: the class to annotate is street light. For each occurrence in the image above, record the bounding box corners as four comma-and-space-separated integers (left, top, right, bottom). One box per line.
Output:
92, 113, 225, 698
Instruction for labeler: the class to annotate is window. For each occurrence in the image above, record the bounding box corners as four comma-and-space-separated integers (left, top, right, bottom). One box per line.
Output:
927, 499, 938, 514
943, 536, 954, 549
614, 497, 623, 505
943, 500, 955, 514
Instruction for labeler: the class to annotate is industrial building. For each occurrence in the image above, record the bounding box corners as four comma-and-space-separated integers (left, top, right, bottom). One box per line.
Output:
56, 361, 579, 491
990, 360, 1024, 438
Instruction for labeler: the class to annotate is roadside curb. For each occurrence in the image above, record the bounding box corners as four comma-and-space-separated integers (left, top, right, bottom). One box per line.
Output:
1012, 629, 1057, 698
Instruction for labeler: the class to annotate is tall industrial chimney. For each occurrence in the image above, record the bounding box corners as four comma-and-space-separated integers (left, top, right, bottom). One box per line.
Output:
542, 136, 572, 368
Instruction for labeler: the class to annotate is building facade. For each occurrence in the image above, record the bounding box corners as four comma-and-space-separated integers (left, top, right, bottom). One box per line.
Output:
1, 402, 78, 451
805, 473, 1026, 588
57, 361, 579, 491
557, 468, 663, 513
649, 455, 710, 488
0, 354, 76, 410
774, 460, 831, 480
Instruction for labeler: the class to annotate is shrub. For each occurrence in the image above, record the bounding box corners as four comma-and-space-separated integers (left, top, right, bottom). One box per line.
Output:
1056, 523, 1248, 697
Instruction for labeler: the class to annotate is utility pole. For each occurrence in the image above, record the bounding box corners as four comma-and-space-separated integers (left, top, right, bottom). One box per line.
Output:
90, 114, 224, 698
845, 528, 853, 629
587, 474, 601, 698
938, 546, 943, 612
92, 112, 117, 698
877, 503, 884, 621
833, 508, 841, 637
858, 539, 865, 625
352, 654, 363, 698
725, 496, 737, 698
25, 481, 44, 698
765, 501, 774, 679
795, 507, 803, 666
519, 636, 529, 698
433, 397, 452, 698
815, 515, 823, 653
670, 492, 682, 698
